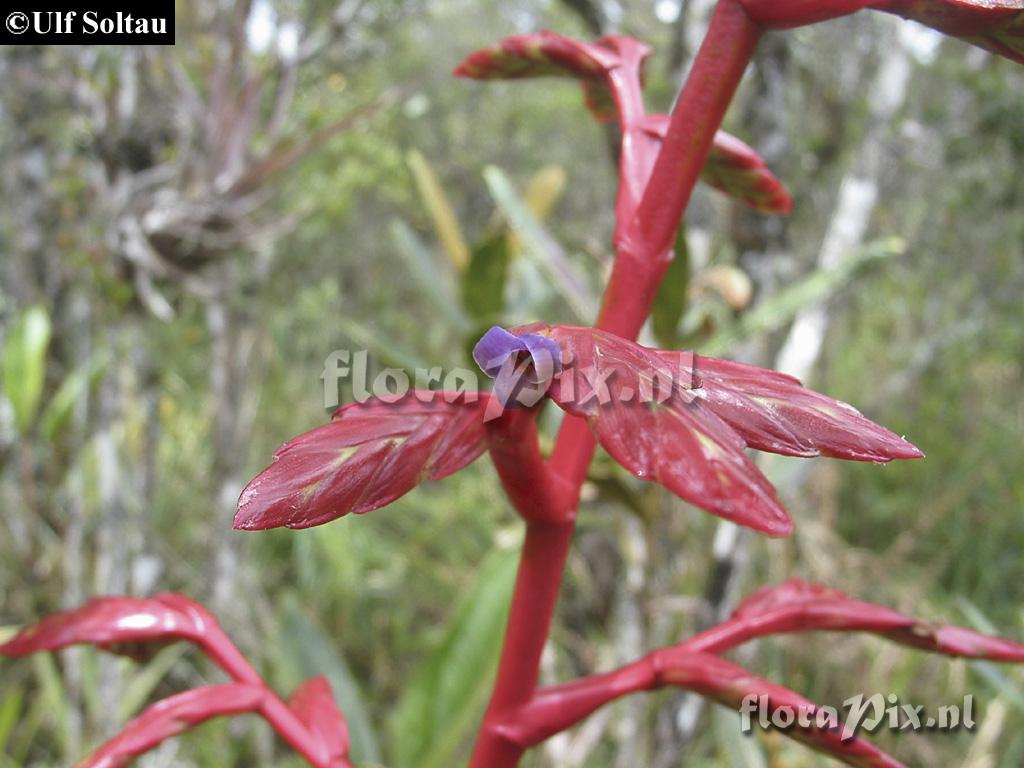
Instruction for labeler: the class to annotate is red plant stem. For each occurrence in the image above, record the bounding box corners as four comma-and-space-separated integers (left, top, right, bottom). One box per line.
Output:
469, 3, 763, 766
485, 408, 575, 525
199, 630, 265, 685
599, 0, 761, 339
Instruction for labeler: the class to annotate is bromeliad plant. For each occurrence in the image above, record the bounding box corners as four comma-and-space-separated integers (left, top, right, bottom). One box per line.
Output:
4, 1, 1024, 766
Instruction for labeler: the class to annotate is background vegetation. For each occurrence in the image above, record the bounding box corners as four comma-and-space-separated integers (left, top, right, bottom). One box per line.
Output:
1, 1, 1022, 765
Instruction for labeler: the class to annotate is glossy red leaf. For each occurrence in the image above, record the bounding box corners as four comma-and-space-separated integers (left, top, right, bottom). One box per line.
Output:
0, 594, 217, 662
738, 0, 1024, 65
673, 354, 924, 462
514, 325, 920, 535
657, 651, 906, 767
542, 325, 793, 535
288, 677, 350, 767
80, 684, 267, 768
521, 650, 904, 767
234, 393, 491, 530
875, 0, 1024, 65
643, 115, 792, 214
723, 578, 1024, 661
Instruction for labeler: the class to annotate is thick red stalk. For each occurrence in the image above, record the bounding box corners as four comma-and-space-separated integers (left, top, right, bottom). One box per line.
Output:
598, 0, 761, 339
469, 3, 762, 765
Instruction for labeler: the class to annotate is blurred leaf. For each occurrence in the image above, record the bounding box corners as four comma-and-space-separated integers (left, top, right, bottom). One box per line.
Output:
462, 232, 510, 321
336, 316, 428, 371
31, 654, 71, 758
275, 593, 380, 763
713, 706, 767, 768
0, 689, 23, 758
40, 352, 109, 442
522, 165, 566, 221
407, 149, 470, 272
390, 546, 519, 768
701, 237, 904, 356
117, 643, 188, 722
651, 227, 690, 348
2, 305, 51, 435
483, 166, 596, 321
508, 165, 567, 256
389, 219, 469, 332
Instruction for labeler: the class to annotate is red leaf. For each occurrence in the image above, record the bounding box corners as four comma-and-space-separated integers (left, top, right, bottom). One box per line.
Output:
737, 0, 875, 29
288, 677, 350, 767
234, 392, 490, 530
520, 325, 920, 535
643, 115, 792, 214
453, 30, 642, 122
544, 325, 793, 535
655, 650, 906, 768
727, 578, 1024, 661
738, 0, 1024, 65
455, 33, 792, 214
79, 684, 266, 768
875, 0, 1024, 65
676, 354, 924, 461
523, 649, 905, 766
0, 594, 216, 662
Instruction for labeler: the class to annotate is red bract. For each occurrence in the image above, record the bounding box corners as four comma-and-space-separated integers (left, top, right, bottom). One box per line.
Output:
679, 355, 924, 461
514, 650, 905, 767
455, 31, 791, 215
517, 325, 920, 535
79, 684, 267, 768
546, 325, 791, 535
657, 652, 905, 768
0, 594, 217, 662
738, 0, 1024, 65
714, 578, 1024, 661
642, 115, 792, 215
876, 0, 1024, 65
234, 392, 491, 530
452, 31, 634, 121
288, 677, 351, 767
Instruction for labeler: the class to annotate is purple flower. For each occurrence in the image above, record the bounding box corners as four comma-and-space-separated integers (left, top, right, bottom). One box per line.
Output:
473, 326, 562, 410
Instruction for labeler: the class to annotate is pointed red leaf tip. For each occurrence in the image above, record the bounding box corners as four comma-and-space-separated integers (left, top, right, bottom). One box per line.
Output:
682, 354, 924, 462
643, 115, 792, 214
452, 30, 650, 122
738, 0, 1024, 66
733, 579, 1024, 661
79, 683, 266, 768
234, 392, 491, 531
0, 594, 215, 662
655, 650, 906, 768
538, 325, 792, 535
520, 325, 921, 536
289, 677, 350, 767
